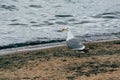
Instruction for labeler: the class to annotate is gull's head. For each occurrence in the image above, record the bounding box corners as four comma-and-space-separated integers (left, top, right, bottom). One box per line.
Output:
61, 26, 70, 32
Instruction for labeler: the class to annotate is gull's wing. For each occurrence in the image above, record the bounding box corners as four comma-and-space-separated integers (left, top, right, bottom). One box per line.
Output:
66, 38, 85, 50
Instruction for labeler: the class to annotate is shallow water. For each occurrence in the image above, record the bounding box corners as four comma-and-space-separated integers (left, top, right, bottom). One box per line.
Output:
0, 0, 120, 49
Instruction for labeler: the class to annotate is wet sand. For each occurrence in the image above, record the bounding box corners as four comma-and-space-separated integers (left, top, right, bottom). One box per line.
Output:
0, 40, 120, 80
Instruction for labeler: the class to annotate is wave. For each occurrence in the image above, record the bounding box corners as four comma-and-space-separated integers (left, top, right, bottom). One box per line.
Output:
93, 11, 120, 19
0, 39, 65, 50
0, 4, 18, 11
9, 23, 28, 26
55, 14, 73, 17
29, 5, 42, 8
78, 32, 120, 41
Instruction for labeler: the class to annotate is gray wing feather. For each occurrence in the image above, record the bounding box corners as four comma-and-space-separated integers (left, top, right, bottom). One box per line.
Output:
66, 38, 85, 50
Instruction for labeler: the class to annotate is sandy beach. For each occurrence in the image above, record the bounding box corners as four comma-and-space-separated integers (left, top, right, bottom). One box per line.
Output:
0, 40, 120, 80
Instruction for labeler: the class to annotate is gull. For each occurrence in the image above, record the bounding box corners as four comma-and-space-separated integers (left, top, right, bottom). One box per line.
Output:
62, 26, 85, 50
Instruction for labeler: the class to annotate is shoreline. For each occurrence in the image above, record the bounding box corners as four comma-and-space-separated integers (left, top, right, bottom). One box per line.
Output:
0, 39, 120, 56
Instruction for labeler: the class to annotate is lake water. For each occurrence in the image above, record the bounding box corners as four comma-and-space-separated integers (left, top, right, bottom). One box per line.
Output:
0, 0, 120, 50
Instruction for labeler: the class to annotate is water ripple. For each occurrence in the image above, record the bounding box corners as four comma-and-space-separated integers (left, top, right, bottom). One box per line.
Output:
9, 23, 28, 26
29, 5, 42, 8
55, 14, 73, 17
93, 11, 120, 19
0, 4, 18, 11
